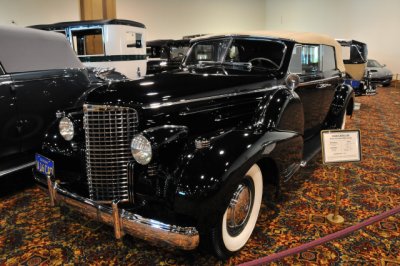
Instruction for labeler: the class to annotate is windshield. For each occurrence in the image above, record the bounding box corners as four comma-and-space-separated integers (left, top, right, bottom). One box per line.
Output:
170, 45, 190, 61
184, 37, 286, 71
367, 60, 383, 68
147, 44, 190, 61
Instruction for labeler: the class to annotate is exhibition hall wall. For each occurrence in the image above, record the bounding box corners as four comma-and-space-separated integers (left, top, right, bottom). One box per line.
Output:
116, 0, 266, 40
0, 0, 79, 26
0, 0, 398, 73
265, 0, 400, 75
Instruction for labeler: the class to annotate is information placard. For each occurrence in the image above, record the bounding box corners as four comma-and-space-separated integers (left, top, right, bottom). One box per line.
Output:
321, 130, 361, 164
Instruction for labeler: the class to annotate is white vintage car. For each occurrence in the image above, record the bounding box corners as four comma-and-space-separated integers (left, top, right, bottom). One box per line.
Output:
31, 19, 147, 80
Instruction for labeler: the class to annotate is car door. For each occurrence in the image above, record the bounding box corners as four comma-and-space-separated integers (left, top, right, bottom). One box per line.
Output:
289, 44, 337, 140
319, 44, 341, 116
0, 65, 20, 159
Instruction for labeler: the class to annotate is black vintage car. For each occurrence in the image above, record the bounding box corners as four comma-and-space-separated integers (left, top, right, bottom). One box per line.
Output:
146, 39, 190, 74
0, 26, 99, 177
34, 31, 354, 258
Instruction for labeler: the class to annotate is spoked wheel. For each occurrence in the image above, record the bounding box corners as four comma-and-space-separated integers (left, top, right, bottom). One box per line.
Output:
209, 164, 263, 259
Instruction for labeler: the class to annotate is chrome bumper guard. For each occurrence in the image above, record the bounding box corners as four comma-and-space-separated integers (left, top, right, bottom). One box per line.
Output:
45, 176, 199, 250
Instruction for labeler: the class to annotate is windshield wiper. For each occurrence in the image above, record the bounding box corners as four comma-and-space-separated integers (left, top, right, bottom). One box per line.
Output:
191, 61, 252, 71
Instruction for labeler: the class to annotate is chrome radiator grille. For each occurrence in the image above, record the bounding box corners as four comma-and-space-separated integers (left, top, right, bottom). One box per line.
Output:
83, 104, 138, 202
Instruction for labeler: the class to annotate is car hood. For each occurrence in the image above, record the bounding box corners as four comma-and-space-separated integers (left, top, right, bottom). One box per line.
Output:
84, 69, 280, 107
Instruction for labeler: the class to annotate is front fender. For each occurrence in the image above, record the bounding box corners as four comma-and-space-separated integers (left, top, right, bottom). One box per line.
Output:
253, 86, 304, 134
141, 125, 188, 164
173, 129, 302, 227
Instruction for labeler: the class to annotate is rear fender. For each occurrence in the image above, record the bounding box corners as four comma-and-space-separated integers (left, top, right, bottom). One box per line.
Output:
325, 84, 355, 129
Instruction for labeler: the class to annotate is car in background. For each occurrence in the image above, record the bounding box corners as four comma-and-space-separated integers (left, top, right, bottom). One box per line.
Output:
146, 38, 190, 74
365, 59, 392, 87
34, 31, 354, 258
30, 19, 147, 80
0, 25, 100, 177
336, 39, 376, 96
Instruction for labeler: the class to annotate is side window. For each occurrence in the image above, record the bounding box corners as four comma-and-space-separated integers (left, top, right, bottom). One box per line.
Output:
302, 45, 320, 74
71, 28, 104, 56
341, 43, 366, 64
289, 45, 302, 73
289, 45, 320, 75
127, 32, 143, 48
321, 45, 336, 71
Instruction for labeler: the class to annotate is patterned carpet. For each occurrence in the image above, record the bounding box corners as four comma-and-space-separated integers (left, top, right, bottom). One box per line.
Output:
1, 86, 399, 265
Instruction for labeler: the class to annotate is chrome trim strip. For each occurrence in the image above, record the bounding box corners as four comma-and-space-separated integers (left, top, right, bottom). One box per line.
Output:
143, 125, 188, 134
45, 178, 199, 250
0, 161, 35, 177
298, 76, 339, 87
142, 85, 284, 109
0, 80, 13, 86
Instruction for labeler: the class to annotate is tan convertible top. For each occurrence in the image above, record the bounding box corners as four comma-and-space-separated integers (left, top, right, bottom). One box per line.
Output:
193, 31, 345, 73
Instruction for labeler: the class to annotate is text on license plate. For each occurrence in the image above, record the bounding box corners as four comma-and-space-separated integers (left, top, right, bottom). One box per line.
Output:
35, 154, 54, 176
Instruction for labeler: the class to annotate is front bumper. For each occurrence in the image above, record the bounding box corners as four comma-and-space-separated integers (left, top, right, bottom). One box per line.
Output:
370, 76, 392, 85
42, 176, 199, 250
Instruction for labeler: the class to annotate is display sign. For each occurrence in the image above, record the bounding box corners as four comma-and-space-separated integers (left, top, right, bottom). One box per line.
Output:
321, 130, 361, 164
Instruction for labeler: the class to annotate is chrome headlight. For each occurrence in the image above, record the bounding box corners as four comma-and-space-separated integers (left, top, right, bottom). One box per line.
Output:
130, 134, 152, 165
59, 117, 74, 141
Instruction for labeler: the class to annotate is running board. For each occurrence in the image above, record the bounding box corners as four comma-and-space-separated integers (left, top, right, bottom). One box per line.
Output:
0, 161, 35, 177
301, 134, 322, 168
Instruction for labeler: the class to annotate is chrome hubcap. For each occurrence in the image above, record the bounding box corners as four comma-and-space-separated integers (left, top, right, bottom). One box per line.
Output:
226, 181, 253, 236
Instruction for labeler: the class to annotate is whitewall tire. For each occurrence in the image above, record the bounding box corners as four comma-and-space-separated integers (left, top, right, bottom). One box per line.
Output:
341, 110, 347, 130
210, 163, 263, 258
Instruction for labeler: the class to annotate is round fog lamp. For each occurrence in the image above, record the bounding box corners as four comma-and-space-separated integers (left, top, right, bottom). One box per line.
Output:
131, 134, 152, 165
59, 117, 74, 141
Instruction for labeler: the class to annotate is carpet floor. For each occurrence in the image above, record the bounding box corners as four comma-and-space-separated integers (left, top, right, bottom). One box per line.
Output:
0, 86, 399, 265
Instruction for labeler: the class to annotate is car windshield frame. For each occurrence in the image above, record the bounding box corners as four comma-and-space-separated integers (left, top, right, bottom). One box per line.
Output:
183, 36, 287, 71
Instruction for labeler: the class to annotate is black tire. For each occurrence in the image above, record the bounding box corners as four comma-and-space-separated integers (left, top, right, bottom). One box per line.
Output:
208, 164, 263, 259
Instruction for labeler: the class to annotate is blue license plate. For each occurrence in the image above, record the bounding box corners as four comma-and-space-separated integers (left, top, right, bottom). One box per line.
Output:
35, 154, 54, 176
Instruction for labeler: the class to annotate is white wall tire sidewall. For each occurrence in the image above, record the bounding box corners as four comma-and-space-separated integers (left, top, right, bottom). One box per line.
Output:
221, 164, 263, 252
341, 110, 347, 130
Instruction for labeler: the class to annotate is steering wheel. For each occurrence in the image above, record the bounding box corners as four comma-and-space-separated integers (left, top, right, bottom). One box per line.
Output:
248, 57, 279, 69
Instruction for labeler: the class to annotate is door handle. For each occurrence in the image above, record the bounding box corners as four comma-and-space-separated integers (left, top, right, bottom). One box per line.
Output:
9, 84, 16, 93
316, 83, 331, 89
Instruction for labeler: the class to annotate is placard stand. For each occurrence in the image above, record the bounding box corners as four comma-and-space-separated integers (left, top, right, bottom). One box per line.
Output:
326, 167, 345, 224
320, 129, 361, 226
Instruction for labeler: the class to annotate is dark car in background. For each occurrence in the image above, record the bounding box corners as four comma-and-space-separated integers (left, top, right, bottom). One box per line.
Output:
0, 26, 99, 177
34, 31, 354, 258
146, 39, 190, 74
365, 59, 393, 87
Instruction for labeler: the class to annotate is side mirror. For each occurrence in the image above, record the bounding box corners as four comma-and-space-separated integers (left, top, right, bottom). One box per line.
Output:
382, 64, 386, 67
285, 74, 300, 90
